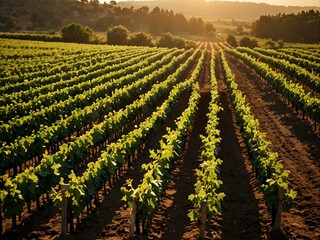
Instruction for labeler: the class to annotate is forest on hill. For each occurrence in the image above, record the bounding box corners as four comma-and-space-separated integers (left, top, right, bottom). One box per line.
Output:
252, 10, 319, 43
0, 0, 319, 44
119, 0, 320, 20
0, 0, 207, 35
1, 0, 319, 32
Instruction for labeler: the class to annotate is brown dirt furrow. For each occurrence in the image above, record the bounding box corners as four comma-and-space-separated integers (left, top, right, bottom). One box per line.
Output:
148, 90, 211, 240
226, 55, 320, 240
142, 49, 212, 239
216, 51, 271, 240
66, 87, 193, 240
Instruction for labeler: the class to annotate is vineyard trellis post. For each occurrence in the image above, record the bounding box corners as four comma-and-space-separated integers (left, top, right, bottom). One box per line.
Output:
0, 200, 2, 236
274, 187, 284, 230
200, 201, 207, 239
61, 184, 70, 236
129, 199, 137, 238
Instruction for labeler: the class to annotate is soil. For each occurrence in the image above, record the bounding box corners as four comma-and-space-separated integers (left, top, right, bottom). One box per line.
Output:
215, 50, 271, 240
225, 54, 320, 240
2, 45, 319, 240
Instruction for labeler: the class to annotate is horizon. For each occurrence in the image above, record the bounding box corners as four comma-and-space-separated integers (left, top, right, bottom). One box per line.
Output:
102, 0, 320, 8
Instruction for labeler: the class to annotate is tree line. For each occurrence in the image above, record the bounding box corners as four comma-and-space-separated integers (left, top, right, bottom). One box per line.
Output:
0, 23, 196, 49
252, 10, 320, 43
62, 23, 195, 48
0, 0, 214, 38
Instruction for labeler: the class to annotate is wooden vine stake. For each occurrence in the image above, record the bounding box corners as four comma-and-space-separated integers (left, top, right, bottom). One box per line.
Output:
129, 199, 137, 238
200, 201, 207, 239
61, 184, 70, 236
274, 187, 284, 231
0, 201, 2, 236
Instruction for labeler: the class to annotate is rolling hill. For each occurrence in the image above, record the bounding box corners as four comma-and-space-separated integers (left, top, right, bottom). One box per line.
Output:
118, 0, 320, 20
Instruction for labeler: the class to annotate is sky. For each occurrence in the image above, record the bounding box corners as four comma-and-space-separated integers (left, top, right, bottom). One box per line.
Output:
102, 0, 320, 7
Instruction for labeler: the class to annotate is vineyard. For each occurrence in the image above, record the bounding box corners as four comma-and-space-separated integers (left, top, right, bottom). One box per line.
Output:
0, 39, 319, 240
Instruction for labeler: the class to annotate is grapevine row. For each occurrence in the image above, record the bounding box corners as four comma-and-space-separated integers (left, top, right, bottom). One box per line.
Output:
0, 49, 193, 175
254, 47, 320, 74
279, 48, 320, 64
0, 47, 132, 87
0, 49, 158, 104
0, 49, 150, 119
0, 49, 199, 224
226, 48, 320, 127
55, 64, 200, 221
0, 49, 176, 124
0, 47, 110, 78
0, 40, 105, 60
121, 50, 204, 233
0, 49, 176, 142
188, 49, 225, 226
221, 50, 296, 220
237, 47, 320, 93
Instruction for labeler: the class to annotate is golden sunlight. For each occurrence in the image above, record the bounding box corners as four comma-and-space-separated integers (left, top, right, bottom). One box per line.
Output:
113, 0, 320, 7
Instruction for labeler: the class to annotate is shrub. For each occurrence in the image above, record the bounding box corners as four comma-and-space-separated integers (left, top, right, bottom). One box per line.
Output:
0, 15, 18, 31
239, 36, 258, 48
265, 39, 276, 48
157, 32, 176, 48
106, 25, 129, 45
61, 23, 96, 43
277, 39, 285, 48
128, 32, 154, 47
226, 34, 238, 47
157, 32, 195, 49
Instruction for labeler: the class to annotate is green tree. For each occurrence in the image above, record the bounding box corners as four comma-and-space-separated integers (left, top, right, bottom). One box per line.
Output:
239, 36, 258, 48
61, 23, 96, 43
128, 32, 154, 47
157, 32, 194, 49
106, 25, 129, 45
94, 16, 114, 31
157, 32, 176, 48
0, 16, 18, 31
276, 39, 285, 48
236, 25, 244, 35
226, 34, 238, 47
251, 10, 320, 43
204, 22, 216, 40
265, 39, 276, 49
189, 17, 204, 34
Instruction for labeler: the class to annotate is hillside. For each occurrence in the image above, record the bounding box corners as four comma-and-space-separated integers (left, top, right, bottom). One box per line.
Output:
119, 0, 320, 20
1, 0, 319, 33
0, 0, 115, 31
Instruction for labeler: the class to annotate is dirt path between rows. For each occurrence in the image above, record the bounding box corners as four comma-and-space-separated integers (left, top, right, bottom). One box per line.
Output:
226, 54, 320, 240
215, 50, 272, 240
146, 50, 212, 239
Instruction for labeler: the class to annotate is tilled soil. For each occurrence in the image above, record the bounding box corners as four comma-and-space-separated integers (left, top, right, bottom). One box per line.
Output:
225, 54, 320, 240
215, 51, 271, 240
145, 51, 212, 239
